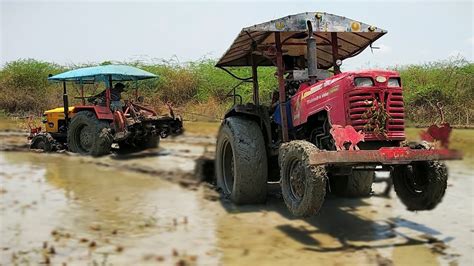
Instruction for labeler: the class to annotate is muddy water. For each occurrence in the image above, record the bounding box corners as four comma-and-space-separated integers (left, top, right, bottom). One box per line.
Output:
0, 152, 220, 265
2, 152, 471, 266
0, 117, 473, 265
213, 159, 474, 266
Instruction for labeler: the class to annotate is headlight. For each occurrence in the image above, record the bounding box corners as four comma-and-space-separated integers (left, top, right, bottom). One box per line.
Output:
354, 77, 374, 87
388, 78, 401, 87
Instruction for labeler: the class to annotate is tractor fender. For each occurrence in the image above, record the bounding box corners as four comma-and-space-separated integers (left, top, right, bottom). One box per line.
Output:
73, 106, 114, 121
224, 104, 273, 152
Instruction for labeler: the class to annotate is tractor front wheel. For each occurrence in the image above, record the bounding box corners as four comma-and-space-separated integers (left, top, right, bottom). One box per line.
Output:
67, 111, 112, 156
30, 133, 54, 152
215, 117, 267, 204
279, 140, 327, 217
392, 161, 447, 211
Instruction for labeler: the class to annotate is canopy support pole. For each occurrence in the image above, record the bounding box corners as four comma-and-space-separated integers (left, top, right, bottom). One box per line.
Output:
106, 75, 112, 109
63, 81, 69, 128
275, 32, 289, 142
80, 82, 85, 105
331, 32, 341, 74
251, 42, 259, 106
306, 21, 318, 84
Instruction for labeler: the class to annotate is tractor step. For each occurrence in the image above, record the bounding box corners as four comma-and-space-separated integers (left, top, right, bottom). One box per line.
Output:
308, 147, 462, 166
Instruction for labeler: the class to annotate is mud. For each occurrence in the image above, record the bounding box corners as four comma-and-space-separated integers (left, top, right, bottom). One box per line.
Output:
1, 119, 473, 265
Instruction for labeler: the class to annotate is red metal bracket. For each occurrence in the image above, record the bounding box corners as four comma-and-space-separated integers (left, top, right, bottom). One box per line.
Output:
309, 147, 462, 166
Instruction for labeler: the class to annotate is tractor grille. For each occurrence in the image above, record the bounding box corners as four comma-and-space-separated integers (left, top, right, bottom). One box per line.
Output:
347, 89, 405, 140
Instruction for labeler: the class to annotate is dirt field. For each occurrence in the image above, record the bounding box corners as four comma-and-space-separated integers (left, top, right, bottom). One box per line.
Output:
0, 119, 473, 265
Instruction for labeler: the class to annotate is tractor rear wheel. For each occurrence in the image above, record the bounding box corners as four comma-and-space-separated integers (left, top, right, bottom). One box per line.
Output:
215, 117, 267, 204
329, 171, 374, 197
67, 111, 112, 156
392, 161, 447, 211
279, 140, 327, 217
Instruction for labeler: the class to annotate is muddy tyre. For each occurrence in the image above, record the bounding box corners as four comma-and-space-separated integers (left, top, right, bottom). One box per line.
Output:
30, 134, 53, 152
67, 111, 113, 156
279, 140, 327, 217
215, 117, 267, 204
330, 171, 374, 197
392, 161, 447, 211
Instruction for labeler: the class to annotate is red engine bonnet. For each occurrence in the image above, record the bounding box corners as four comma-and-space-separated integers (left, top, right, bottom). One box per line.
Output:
290, 69, 405, 141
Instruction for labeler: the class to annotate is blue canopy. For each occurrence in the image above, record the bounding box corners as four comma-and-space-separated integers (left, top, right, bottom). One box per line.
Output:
48, 65, 157, 82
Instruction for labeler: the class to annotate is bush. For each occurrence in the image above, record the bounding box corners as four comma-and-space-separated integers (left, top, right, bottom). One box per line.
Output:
396, 56, 473, 125
0, 59, 65, 114
0, 57, 472, 125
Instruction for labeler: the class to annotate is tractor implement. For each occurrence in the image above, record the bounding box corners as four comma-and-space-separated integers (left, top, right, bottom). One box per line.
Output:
214, 12, 462, 217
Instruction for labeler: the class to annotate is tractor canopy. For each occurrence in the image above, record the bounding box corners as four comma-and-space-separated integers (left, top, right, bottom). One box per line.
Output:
216, 12, 386, 69
48, 65, 157, 83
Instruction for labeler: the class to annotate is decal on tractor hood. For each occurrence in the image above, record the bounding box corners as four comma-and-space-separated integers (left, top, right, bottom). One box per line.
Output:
307, 85, 340, 104
302, 76, 343, 99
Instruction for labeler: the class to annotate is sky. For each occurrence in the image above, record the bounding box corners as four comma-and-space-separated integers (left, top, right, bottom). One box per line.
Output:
1, 0, 473, 70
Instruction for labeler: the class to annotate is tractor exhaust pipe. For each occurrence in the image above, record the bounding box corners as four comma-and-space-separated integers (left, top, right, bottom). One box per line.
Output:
306, 20, 318, 84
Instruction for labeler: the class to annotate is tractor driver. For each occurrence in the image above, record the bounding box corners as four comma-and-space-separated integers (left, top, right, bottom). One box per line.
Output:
89, 82, 126, 111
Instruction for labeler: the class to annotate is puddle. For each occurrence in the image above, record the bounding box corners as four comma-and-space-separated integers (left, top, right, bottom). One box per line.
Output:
211, 159, 473, 266
0, 152, 219, 265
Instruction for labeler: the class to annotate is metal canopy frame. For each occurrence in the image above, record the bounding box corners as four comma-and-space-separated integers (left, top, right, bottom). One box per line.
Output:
216, 12, 387, 142
216, 12, 386, 68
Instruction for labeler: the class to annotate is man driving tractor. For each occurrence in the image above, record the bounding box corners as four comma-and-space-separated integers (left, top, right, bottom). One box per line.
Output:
89, 82, 126, 111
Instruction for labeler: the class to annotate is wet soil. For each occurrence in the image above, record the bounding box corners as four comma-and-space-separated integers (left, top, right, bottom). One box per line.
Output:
1, 119, 473, 265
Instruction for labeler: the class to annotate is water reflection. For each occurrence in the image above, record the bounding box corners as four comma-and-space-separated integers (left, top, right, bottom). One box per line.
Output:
0, 152, 218, 265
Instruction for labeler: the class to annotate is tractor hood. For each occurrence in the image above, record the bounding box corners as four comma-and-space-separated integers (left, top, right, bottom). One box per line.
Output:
216, 12, 386, 69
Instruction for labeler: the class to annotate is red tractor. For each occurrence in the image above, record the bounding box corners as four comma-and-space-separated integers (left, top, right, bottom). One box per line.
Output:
214, 12, 461, 216
29, 65, 183, 156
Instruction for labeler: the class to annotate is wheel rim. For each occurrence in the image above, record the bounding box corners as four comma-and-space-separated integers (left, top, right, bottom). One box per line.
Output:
403, 165, 428, 194
287, 158, 306, 201
77, 124, 93, 152
222, 140, 234, 194
37, 141, 45, 149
